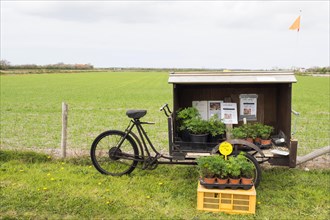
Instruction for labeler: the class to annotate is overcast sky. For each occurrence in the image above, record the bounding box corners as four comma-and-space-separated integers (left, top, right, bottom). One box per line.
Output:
1, 1, 329, 69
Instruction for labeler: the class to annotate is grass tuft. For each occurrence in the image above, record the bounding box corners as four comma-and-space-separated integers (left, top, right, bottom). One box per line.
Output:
0, 150, 50, 163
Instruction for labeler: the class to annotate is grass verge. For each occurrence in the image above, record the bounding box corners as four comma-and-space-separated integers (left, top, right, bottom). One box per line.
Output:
1, 150, 329, 219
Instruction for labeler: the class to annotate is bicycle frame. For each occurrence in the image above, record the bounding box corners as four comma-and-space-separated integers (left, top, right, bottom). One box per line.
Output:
131, 119, 161, 157
114, 118, 196, 168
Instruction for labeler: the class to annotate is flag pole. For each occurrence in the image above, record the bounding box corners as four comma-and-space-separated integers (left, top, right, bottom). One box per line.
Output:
289, 10, 302, 70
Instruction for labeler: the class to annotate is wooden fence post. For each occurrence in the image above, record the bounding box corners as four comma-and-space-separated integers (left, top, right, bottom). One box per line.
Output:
61, 102, 68, 158
226, 124, 233, 140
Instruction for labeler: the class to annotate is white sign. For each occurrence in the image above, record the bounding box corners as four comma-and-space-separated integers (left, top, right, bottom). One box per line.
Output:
192, 101, 208, 120
221, 103, 238, 124
239, 94, 258, 120
208, 100, 223, 119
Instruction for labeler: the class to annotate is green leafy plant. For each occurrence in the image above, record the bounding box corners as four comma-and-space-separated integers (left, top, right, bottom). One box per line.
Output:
185, 117, 210, 135
177, 108, 225, 136
227, 156, 241, 178
208, 115, 226, 137
252, 123, 264, 138
246, 124, 258, 139
196, 156, 216, 178
241, 161, 255, 179
231, 126, 248, 139
176, 107, 200, 131
236, 152, 255, 179
258, 124, 274, 140
211, 155, 229, 179
232, 124, 263, 139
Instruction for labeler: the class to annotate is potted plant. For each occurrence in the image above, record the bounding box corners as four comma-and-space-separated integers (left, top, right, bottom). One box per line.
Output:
208, 115, 226, 142
231, 126, 248, 139
236, 152, 255, 185
177, 107, 226, 143
185, 117, 210, 142
252, 123, 264, 144
258, 124, 274, 146
176, 107, 200, 141
197, 156, 217, 184
245, 124, 257, 143
231, 124, 255, 142
212, 155, 229, 184
241, 161, 255, 185
227, 156, 241, 184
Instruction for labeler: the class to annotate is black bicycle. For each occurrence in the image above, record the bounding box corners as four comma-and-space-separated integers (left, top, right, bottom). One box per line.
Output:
90, 104, 261, 186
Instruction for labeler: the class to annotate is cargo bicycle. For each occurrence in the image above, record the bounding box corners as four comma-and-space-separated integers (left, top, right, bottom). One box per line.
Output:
90, 104, 262, 187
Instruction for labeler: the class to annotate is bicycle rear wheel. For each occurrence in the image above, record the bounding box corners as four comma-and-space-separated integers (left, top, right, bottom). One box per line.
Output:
91, 130, 139, 176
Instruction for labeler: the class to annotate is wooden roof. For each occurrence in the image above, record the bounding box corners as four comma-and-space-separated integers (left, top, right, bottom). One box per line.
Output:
168, 71, 297, 84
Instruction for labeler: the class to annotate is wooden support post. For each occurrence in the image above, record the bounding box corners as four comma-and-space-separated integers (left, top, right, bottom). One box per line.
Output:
296, 146, 330, 165
289, 139, 298, 168
61, 102, 68, 158
226, 124, 233, 140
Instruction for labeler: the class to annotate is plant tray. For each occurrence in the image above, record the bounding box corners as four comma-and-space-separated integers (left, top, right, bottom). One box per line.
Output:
255, 142, 272, 149
200, 179, 253, 190
260, 144, 272, 149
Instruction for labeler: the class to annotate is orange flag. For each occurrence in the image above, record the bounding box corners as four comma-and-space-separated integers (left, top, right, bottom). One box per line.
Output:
289, 16, 301, 31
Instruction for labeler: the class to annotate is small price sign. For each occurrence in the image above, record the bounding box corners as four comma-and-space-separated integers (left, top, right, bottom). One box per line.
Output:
219, 141, 233, 160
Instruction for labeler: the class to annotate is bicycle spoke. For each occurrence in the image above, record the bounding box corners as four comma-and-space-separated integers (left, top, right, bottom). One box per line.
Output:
91, 130, 139, 176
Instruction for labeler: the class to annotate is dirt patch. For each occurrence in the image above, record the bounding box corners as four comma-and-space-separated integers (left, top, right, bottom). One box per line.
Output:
296, 154, 330, 170
39, 148, 90, 158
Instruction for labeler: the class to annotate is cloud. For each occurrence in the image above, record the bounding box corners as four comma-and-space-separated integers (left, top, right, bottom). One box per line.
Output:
1, 1, 329, 68
7, 1, 329, 30
11, 1, 179, 24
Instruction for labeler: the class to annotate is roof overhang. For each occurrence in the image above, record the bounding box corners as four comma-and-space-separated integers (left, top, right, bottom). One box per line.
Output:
168, 71, 297, 84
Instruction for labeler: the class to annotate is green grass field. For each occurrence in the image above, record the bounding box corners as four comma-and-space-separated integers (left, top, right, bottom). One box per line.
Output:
0, 72, 329, 155
0, 72, 171, 153
0, 72, 329, 219
0, 150, 329, 219
292, 76, 330, 154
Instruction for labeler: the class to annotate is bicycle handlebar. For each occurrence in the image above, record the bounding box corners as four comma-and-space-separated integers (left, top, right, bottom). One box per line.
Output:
160, 103, 172, 117
160, 103, 168, 111
291, 110, 300, 116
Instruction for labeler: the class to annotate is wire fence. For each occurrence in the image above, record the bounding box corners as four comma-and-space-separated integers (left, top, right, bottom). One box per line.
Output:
1, 104, 329, 158
292, 115, 330, 156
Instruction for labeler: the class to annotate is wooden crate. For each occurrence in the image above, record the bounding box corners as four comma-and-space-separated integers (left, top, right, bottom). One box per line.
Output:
197, 182, 256, 214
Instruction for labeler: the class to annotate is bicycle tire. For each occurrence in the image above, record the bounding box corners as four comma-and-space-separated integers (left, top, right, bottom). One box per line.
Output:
230, 151, 262, 188
90, 130, 139, 176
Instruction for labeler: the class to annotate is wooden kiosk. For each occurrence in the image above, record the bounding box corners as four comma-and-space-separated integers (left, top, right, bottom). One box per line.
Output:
168, 71, 298, 168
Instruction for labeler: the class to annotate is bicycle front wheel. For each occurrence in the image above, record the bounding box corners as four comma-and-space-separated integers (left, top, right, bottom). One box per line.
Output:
91, 130, 139, 176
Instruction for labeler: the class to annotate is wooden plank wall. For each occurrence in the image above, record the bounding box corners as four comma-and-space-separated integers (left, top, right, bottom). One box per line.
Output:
173, 83, 292, 140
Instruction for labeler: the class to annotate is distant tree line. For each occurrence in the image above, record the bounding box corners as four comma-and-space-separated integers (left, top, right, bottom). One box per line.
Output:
1, 59, 328, 74
0, 60, 93, 70
305, 66, 330, 74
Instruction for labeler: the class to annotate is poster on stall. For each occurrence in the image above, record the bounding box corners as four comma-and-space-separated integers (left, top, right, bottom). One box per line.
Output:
221, 103, 238, 124
192, 101, 208, 120
239, 94, 258, 120
208, 100, 223, 119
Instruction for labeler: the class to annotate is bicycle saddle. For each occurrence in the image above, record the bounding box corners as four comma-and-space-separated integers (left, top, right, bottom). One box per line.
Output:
126, 110, 147, 119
